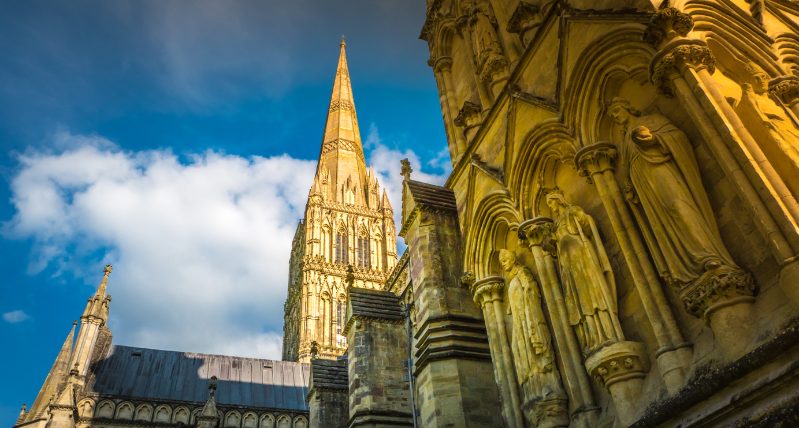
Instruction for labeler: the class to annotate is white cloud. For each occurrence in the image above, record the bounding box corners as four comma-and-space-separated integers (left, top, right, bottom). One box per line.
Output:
3, 310, 30, 323
2, 128, 448, 359
3, 132, 316, 359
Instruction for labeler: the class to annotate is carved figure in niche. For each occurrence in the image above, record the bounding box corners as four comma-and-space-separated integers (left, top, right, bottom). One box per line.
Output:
499, 249, 554, 378
466, 1, 507, 82
735, 62, 799, 200
609, 97, 743, 289
546, 191, 624, 354
499, 249, 568, 428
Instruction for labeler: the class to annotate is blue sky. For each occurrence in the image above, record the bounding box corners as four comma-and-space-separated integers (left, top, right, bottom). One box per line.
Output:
0, 1, 449, 425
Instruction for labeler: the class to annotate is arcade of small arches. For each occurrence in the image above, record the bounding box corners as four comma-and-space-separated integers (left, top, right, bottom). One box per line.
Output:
76, 399, 307, 428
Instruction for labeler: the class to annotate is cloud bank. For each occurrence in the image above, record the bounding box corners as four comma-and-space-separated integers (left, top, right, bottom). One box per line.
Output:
3, 129, 448, 359
3, 310, 30, 323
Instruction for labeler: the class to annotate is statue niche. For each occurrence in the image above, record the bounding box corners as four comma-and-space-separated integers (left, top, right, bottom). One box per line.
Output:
464, 0, 509, 96
498, 249, 568, 428
735, 62, 799, 201
608, 97, 755, 356
545, 192, 625, 355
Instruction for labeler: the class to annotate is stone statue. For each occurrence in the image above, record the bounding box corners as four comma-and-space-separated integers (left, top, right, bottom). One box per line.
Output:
498, 249, 568, 428
608, 97, 741, 288
499, 249, 554, 378
735, 62, 799, 200
546, 191, 624, 354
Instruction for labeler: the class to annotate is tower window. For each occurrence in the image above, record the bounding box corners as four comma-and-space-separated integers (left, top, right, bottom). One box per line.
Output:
357, 237, 369, 268
335, 232, 348, 264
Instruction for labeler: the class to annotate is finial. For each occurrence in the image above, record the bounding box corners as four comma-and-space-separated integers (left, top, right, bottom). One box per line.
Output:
400, 159, 412, 182
73, 320, 77, 326
21, 404, 27, 412
70, 362, 80, 376
341, 35, 346, 47
208, 375, 218, 392
345, 265, 355, 287
104, 265, 113, 275
310, 341, 320, 359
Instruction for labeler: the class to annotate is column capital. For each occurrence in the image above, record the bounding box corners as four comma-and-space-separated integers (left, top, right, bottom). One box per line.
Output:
679, 266, 755, 320
519, 217, 555, 248
643, 7, 694, 50
649, 39, 716, 96
574, 141, 617, 182
769, 75, 799, 105
434, 56, 454, 73
471, 276, 505, 306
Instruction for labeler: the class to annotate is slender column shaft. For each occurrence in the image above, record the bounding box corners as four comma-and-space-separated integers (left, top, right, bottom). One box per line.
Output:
433, 70, 461, 162
490, 297, 525, 427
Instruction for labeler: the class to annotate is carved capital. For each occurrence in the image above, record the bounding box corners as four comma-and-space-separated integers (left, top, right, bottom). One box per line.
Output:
454, 101, 482, 127
679, 266, 755, 319
643, 7, 694, 49
519, 217, 555, 248
478, 54, 509, 82
434, 56, 454, 73
650, 39, 715, 96
574, 141, 617, 182
507, 1, 540, 47
460, 271, 476, 288
769, 75, 799, 106
585, 341, 650, 389
471, 276, 505, 306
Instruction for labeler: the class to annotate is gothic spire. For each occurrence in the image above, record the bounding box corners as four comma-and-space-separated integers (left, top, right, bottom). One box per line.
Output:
25, 322, 76, 421
315, 40, 368, 204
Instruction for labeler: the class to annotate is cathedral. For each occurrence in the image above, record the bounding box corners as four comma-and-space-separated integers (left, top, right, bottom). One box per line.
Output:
282, 40, 398, 364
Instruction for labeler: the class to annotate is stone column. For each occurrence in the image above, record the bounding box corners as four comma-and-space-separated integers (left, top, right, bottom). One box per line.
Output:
520, 218, 599, 428
575, 143, 691, 391
435, 57, 468, 156
432, 62, 462, 163
471, 276, 525, 428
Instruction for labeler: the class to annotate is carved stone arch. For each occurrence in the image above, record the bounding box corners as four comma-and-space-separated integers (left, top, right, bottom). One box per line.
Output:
465, 192, 522, 278
434, 18, 458, 59
511, 120, 578, 219
562, 24, 656, 145
134, 403, 154, 422
153, 405, 172, 423
225, 410, 242, 428
701, 30, 783, 82
276, 415, 292, 428
95, 400, 115, 419
685, 1, 783, 75
115, 402, 134, 420
293, 415, 308, 428
259, 413, 275, 428
775, 33, 799, 76
190, 408, 203, 425
246, 412, 264, 428
172, 407, 190, 424
77, 398, 95, 418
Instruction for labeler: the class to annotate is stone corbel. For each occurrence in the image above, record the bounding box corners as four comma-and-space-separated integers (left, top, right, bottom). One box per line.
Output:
642, 7, 694, 51
454, 101, 483, 143
649, 39, 716, 97
506, 1, 540, 48
769, 75, 799, 117
585, 342, 651, 427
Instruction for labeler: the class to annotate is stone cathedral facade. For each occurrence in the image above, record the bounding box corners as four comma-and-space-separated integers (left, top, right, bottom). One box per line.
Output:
282, 41, 398, 364
306, 0, 799, 427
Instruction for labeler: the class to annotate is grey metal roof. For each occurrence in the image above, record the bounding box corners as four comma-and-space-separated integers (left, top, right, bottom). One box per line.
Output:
89, 345, 309, 411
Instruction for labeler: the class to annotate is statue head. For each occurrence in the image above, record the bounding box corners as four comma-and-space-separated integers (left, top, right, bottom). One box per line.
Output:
545, 190, 569, 216
742, 61, 770, 95
606, 97, 641, 125
498, 249, 517, 272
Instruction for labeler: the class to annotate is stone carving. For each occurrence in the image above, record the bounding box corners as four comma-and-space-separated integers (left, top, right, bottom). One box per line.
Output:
499, 249, 568, 428
506, 1, 540, 47
650, 42, 715, 96
736, 62, 799, 200
464, 1, 509, 86
460, 270, 476, 288
643, 7, 694, 49
608, 98, 754, 319
546, 191, 625, 354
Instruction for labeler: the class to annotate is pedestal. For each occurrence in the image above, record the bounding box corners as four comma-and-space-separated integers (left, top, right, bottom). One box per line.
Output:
586, 341, 650, 427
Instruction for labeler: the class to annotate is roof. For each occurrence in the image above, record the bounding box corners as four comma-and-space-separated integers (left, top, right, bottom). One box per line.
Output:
345, 288, 403, 334
89, 345, 309, 411
308, 358, 348, 393
405, 180, 457, 212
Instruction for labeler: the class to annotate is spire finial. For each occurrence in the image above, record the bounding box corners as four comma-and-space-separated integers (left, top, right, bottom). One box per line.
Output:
341, 35, 346, 47
400, 159, 413, 182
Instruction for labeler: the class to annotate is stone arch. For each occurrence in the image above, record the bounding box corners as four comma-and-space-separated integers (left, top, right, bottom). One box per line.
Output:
241, 412, 258, 428
115, 402, 134, 420
465, 192, 522, 278
224, 410, 241, 428
775, 33, 799, 76
293, 415, 308, 428
95, 400, 114, 419
172, 407, 190, 424
259, 413, 275, 428
190, 408, 203, 425
77, 398, 95, 419
276, 415, 291, 428
434, 18, 458, 59
153, 405, 172, 423
562, 24, 656, 146
134, 403, 154, 422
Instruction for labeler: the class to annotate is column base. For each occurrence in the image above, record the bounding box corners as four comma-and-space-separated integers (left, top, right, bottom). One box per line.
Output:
586, 341, 650, 427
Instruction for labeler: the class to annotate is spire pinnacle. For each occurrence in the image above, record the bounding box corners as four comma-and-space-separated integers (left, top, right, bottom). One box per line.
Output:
95, 264, 113, 299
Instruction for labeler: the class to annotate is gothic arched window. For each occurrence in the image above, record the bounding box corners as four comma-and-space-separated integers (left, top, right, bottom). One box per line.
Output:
335, 230, 348, 264
357, 237, 370, 268
336, 300, 344, 335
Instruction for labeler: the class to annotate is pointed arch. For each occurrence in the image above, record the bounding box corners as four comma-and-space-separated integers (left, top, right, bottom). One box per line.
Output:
115, 402, 134, 420
293, 415, 308, 428
77, 398, 95, 419
465, 192, 522, 278
172, 407, 190, 424
95, 400, 114, 419
259, 413, 275, 428
134, 403, 153, 422
225, 410, 242, 428
276, 415, 292, 428
153, 405, 172, 423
